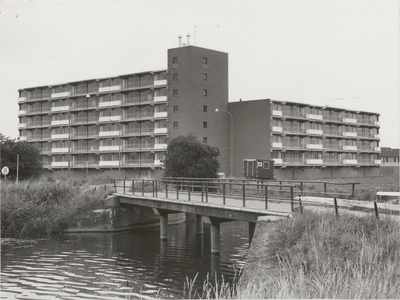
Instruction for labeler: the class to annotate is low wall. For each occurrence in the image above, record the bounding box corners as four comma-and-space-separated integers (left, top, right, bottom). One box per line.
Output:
275, 167, 380, 180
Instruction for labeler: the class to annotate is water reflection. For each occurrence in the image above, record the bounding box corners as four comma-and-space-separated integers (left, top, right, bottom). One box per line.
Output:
1, 220, 249, 299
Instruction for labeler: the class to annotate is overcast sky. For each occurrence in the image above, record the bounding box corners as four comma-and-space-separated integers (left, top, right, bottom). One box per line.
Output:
0, 0, 398, 148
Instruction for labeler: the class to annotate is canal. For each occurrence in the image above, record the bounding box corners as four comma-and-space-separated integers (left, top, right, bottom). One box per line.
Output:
1, 220, 250, 299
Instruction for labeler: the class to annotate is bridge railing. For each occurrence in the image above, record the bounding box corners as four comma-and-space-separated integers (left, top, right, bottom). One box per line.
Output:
162, 177, 359, 199
112, 178, 298, 212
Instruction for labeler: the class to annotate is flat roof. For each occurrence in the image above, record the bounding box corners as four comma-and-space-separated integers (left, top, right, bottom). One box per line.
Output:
18, 69, 168, 91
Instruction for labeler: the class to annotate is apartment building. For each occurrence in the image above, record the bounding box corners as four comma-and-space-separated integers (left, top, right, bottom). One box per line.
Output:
17, 46, 229, 178
17, 44, 381, 180
229, 99, 381, 179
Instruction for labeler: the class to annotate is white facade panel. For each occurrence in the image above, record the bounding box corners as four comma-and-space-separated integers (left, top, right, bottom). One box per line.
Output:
99, 115, 121, 122
306, 114, 323, 120
51, 120, 69, 126
306, 159, 323, 164
51, 147, 69, 153
51, 92, 71, 98
98, 85, 121, 93
99, 100, 122, 108
306, 144, 323, 150
99, 131, 121, 137
272, 142, 283, 148
306, 129, 323, 135
51, 133, 69, 140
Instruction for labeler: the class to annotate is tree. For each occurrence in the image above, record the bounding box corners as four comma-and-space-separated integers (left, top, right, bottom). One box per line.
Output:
164, 134, 221, 178
0, 134, 42, 180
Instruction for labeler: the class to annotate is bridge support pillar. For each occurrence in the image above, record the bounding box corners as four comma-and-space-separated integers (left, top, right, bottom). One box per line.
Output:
196, 215, 203, 235
249, 222, 256, 245
159, 212, 168, 240
210, 222, 220, 254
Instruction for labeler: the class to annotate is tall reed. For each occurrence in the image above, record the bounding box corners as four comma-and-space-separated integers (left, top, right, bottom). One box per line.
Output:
239, 210, 400, 299
1, 179, 111, 238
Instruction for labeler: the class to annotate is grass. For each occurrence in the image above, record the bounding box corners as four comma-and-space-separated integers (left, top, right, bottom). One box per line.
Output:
239, 210, 400, 299
1, 179, 112, 238
184, 210, 399, 299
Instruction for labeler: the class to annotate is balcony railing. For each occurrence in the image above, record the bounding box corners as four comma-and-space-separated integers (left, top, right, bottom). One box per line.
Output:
51, 91, 71, 98
51, 133, 69, 140
154, 143, 168, 150
51, 120, 69, 126
51, 161, 69, 167
51, 106, 70, 113
98, 85, 121, 93
51, 147, 69, 153
99, 100, 122, 108
154, 79, 167, 86
99, 145, 120, 152
18, 110, 27, 116
99, 130, 121, 137
154, 112, 168, 119
99, 115, 121, 122
154, 127, 168, 134
154, 96, 168, 103
18, 97, 27, 103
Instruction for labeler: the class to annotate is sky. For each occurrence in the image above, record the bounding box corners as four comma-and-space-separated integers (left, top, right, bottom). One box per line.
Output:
0, 0, 398, 148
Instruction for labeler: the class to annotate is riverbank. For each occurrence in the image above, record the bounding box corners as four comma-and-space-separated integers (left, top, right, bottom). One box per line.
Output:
1, 180, 112, 238
239, 210, 400, 299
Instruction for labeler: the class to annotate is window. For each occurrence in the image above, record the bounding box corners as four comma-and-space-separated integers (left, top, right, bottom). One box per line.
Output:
203, 105, 207, 112
173, 122, 178, 129
203, 89, 207, 96
203, 73, 207, 80
263, 162, 270, 169
203, 137, 207, 144
203, 121, 208, 128
173, 89, 178, 97
173, 106, 178, 113
203, 57, 207, 64
173, 57, 178, 64
173, 73, 178, 81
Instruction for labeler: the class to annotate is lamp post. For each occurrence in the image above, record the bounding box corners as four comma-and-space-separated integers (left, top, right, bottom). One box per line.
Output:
68, 94, 90, 179
215, 108, 233, 177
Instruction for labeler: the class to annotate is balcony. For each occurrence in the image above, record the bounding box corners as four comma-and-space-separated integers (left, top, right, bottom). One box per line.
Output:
154, 79, 167, 86
51, 106, 70, 113
272, 142, 283, 148
99, 115, 121, 122
18, 110, 27, 116
19, 136, 28, 141
51, 133, 69, 140
99, 130, 121, 137
343, 145, 357, 151
343, 118, 357, 124
51, 161, 68, 167
374, 159, 381, 165
154, 112, 168, 119
99, 145, 120, 152
306, 144, 323, 150
98, 85, 121, 93
306, 114, 323, 120
374, 147, 381, 152
51, 120, 69, 126
154, 127, 168, 134
154, 144, 167, 150
273, 158, 283, 165
99, 161, 120, 167
272, 126, 283, 132
154, 159, 164, 166
154, 96, 168, 103
99, 100, 122, 108
18, 96, 27, 103
374, 121, 380, 126
306, 129, 323, 135
343, 132, 357, 137
51, 147, 69, 153
51, 91, 71, 98
343, 159, 357, 165
374, 134, 380, 139
272, 110, 283, 116
306, 159, 323, 165
18, 123, 27, 129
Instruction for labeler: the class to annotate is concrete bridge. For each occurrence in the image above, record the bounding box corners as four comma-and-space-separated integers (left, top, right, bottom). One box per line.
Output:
111, 178, 295, 254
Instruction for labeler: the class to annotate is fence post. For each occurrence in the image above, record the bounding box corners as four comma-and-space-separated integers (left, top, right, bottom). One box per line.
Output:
298, 195, 303, 213
300, 181, 303, 191
177, 181, 179, 199
290, 186, 294, 212
223, 183, 226, 205
351, 183, 355, 199
155, 181, 158, 197
200, 183, 203, 202
142, 180, 144, 196
205, 182, 208, 203
166, 181, 168, 198
123, 180, 126, 194
280, 181, 282, 191
132, 180, 134, 195
374, 201, 379, 219
113, 180, 117, 192
265, 185, 268, 209
324, 182, 327, 196
334, 197, 339, 216
188, 183, 191, 201
243, 184, 246, 207
152, 180, 155, 197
